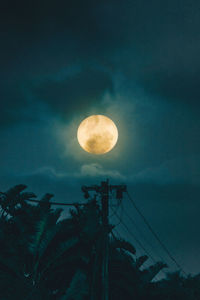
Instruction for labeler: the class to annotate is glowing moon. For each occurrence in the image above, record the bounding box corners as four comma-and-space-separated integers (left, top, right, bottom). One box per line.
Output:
77, 115, 118, 154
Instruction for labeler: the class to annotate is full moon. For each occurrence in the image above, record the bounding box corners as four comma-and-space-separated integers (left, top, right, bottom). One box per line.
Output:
77, 115, 118, 154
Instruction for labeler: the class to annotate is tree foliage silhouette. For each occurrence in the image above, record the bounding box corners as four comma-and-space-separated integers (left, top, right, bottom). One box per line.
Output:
0, 185, 199, 300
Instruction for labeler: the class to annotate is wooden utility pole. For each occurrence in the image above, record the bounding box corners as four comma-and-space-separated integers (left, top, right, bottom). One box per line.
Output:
101, 180, 109, 300
82, 180, 126, 300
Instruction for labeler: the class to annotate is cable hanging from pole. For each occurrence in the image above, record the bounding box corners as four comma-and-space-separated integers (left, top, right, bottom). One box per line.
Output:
111, 208, 157, 264
122, 208, 169, 278
26, 198, 86, 206
110, 208, 168, 279
122, 208, 168, 265
126, 190, 187, 276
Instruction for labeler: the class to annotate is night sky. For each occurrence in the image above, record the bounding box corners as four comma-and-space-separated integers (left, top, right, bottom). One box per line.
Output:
1, 0, 200, 276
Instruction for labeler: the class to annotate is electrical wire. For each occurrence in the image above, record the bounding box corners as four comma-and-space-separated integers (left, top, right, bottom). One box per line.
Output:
123, 208, 167, 264
111, 207, 157, 264
112, 227, 142, 258
110, 204, 123, 226
122, 208, 169, 278
112, 208, 169, 279
126, 190, 187, 276
109, 191, 121, 218
26, 198, 86, 206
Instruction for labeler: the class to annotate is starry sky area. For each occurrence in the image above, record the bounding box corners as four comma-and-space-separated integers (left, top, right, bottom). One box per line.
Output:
1, 0, 200, 275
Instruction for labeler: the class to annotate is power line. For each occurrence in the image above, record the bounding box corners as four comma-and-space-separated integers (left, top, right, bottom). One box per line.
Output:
112, 227, 143, 259
122, 208, 169, 279
112, 208, 168, 280
109, 205, 120, 219
109, 192, 121, 219
123, 208, 168, 265
26, 199, 86, 206
112, 208, 157, 264
110, 205, 123, 226
126, 191, 187, 276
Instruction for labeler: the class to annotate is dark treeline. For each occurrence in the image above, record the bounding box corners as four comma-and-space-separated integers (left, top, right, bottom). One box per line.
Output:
0, 184, 199, 300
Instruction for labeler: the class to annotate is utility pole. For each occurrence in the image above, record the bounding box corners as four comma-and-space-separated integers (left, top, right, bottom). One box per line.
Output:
82, 180, 126, 300
101, 180, 109, 300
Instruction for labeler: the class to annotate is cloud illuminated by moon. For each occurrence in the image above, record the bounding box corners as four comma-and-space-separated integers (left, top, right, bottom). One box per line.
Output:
77, 115, 118, 154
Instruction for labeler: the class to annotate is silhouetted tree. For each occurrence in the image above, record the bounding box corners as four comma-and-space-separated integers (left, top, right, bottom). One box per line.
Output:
0, 185, 198, 300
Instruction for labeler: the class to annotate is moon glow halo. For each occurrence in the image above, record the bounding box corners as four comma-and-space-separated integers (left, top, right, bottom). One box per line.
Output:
77, 115, 118, 154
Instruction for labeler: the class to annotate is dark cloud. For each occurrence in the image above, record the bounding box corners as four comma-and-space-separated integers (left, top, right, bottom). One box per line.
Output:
1, 0, 200, 122
0, 0, 114, 77
0, 68, 113, 127
0, 81, 27, 127
1, 0, 200, 275
32, 68, 113, 118
135, 66, 200, 109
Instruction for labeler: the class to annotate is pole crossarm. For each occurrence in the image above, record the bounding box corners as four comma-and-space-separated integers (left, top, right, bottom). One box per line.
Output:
81, 182, 127, 200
